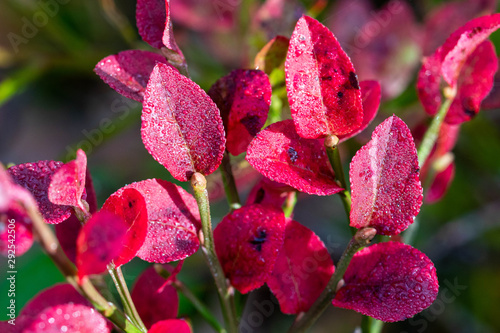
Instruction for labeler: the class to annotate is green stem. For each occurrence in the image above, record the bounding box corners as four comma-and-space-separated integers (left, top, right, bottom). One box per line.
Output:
283, 191, 297, 218
219, 150, 242, 211
288, 228, 377, 333
191, 173, 239, 333
0, 63, 46, 108
361, 315, 384, 333
108, 266, 147, 332
25, 203, 141, 333
417, 96, 454, 167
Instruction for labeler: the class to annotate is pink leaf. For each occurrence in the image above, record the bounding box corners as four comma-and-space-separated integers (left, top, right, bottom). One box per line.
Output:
162, 0, 183, 57
350, 116, 422, 235
25, 304, 109, 333
332, 242, 439, 322
254, 35, 290, 74
426, 162, 455, 204
246, 177, 294, 209
285, 15, 363, 138
76, 211, 128, 279
416, 53, 443, 117
115, 179, 200, 263
214, 204, 285, 294
8, 160, 72, 224
338, 80, 381, 142
267, 220, 334, 314
246, 120, 342, 196
101, 188, 148, 267
439, 13, 500, 87
94, 50, 170, 102
48, 149, 87, 212
446, 40, 498, 123
136, 0, 166, 49
142, 63, 226, 181
148, 319, 192, 333
131, 266, 179, 329
208, 69, 271, 156
1, 204, 33, 257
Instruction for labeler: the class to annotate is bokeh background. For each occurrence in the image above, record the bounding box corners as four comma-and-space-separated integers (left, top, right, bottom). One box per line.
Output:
1, 0, 500, 332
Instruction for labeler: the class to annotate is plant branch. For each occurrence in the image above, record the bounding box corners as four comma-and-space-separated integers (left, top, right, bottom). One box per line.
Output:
219, 150, 242, 211
288, 227, 377, 333
191, 173, 239, 333
361, 315, 384, 333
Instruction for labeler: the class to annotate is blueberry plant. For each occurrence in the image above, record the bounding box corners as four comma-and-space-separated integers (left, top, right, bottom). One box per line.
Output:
1, 1, 500, 332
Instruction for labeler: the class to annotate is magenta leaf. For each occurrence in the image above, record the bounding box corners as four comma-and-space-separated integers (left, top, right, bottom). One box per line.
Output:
416, 53, 443, 117
131, 266, 179, 329
136, 0, 166, 49
338, 80, 381, 142
246, 177, 294, 209
101, 188, 148, 267
208, 69, 271, 156
332, 242, 439, 322
25, 303, 110, 333
446, 40, 498, 123
246, 120, 342, 196
48, 149, 87, 212
350, 116, 422, 235
267, 220, 334, 314
115, 179, 200, 263
214, 204, 285, 294
162, 0, 183, 57
149, 319, 192, 333
426, 162, 455, 204
76, 211, 128, 279
285, 15, 363, 138
1, 204, 33, 257
8, 160, 72, 224
142, 63, 226, 181
254, 35, 290, 74
94, 50, 170, 102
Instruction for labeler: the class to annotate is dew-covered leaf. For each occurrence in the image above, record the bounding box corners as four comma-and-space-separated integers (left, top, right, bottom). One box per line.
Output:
416, 53, 443, 117
285, 15, 363, 138
338, 80, 381, 142
208, 69, 271, 156
350, 116, 422, 235
142, 63, 226, 181
246, 177, 295, 209
136, 0, 166, 49
446, 40, 498, 123
267, 220, 334, 314
101, 188, 148, 267
48, 149, 87, 212
131, 266, 179, 329
76, 211, 128, 279
1, 204, 33, 257
94, 50, 170, 102
116, 179, 200, 263
148, 319, 192, 333
254, 35, 290, 74
246, 120, 342, 196
24, 303, 109, 333
214, 204, 285, 294
8, 161, 72, 224
332, 242, 439, 322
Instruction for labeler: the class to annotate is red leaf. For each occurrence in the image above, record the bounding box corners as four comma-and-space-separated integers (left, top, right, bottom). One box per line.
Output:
446, 40, 498, 123
48, 149, 87, 212
246, 120, 342, 196
350, 116, 422, 235
162, 0, 183, 57
116, 179, 200, 263
208, 69, 271, 155
131, 266, 179, 329
94, 50, 170, 102
332, 242, 439, 322
416, 53, 443, 117
148, 319, 192, 333
285, 15, 363, 138
76, 211, 128, 279
25, 303, 110, 333
101, 188, 148, 267
439, 14, 500, 88
338, 80, 381, 142
246, 177, 294, 209
136, 0, 166, 49
214, 204, 285, 294
267, 220, 334, 314
55, 214, 81, 264
8, 160, 72, 224
254, 35, 290, 74
1, 204, 33, 257
426, 162, 455, 204
142, 63, 226, 181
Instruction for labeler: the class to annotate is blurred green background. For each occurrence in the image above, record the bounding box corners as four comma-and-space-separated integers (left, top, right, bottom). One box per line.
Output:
1, 0, 500, 332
